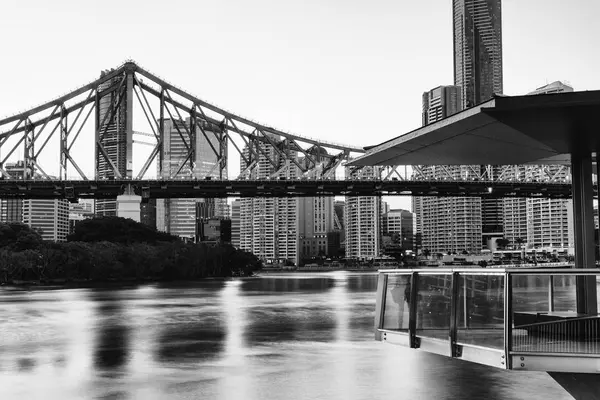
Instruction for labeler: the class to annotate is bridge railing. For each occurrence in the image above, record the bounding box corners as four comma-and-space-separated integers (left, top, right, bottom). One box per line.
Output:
375, 268, 600, 373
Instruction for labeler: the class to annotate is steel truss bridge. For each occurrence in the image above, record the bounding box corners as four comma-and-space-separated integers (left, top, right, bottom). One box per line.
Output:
0, 60, 575, 200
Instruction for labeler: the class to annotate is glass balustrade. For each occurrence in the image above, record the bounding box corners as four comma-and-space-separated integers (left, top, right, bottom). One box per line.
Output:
375, 268, 600, 372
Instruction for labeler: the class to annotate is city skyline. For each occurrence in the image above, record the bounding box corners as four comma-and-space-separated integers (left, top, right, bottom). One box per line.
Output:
1, 0, 599, 209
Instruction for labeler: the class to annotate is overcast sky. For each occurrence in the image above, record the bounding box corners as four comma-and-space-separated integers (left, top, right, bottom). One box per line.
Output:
1, 0, 599, 210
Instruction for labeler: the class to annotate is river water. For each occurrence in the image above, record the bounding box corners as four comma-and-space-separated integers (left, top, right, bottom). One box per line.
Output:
0, 272, 569, 400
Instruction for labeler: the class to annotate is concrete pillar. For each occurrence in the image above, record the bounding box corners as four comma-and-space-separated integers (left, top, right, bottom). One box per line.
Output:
571, 150, 597, 315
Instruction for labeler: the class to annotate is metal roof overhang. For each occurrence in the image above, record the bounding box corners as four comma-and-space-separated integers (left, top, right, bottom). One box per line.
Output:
349, 90, 600, 167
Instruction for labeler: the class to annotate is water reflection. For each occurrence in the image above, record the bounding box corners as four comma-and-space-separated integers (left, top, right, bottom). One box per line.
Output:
0, 272, 571, 400
94, 295, 130, 372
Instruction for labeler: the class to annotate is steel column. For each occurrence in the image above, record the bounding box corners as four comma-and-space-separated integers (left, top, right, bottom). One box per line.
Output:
59, 105, 68, 180
23, 119, 35, 179
158, 89, 165, 176
571, 150, 597, 315
94, 89, 100, 179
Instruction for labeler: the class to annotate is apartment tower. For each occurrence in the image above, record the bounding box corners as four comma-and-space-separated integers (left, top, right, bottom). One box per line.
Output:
415, 86, 482, 253
454, 0, 504, 246
238, 134, 299, 265
345, 166, 382, 260
156, 118, 226, 240
503, 82, 574, 250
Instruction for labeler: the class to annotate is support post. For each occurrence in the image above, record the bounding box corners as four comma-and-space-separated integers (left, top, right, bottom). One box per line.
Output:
159, 89, 165, 177
94, 89, 100, 179
59, 105, 68, 180
374, 273, 387, 341
571, 150, 597, 315
408, 272, 419, 348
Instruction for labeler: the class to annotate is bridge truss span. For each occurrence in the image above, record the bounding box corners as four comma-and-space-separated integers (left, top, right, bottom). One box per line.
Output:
0, 60, 363, 183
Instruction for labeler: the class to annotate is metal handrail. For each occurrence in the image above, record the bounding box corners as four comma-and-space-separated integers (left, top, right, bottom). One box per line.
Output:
376, 268, 600, 370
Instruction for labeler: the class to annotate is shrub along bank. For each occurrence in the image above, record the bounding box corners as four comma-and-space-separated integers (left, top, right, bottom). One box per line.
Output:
0, 217, 261, 284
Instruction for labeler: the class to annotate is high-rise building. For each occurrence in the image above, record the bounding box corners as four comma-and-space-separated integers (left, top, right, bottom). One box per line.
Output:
0, 162, 26, 223
231, 199, 241, 248
345, 166, 382, 260
453, 0, 503, 109
95, 69, 130, 217
23, 199, 69, 242
0, 162, 69, 242
386, 209, 415, 251
453, 0, 504, 247
298, 196, 334, 260
416, 86, 481, 254
298, 150, 336, 261
156, 118, 227, 239
422, 85, 462, 125
238, 133, 299, 265
503, 82, 574, 250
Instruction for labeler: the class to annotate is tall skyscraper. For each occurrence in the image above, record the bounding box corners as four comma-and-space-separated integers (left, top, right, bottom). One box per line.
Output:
416, 86, 481, 254
345, 166, 382, 260
503, 82, 574, 250
95, 69, 129, 217
156, 118, 227, 239
238, 134, 300, 265
453, 0, 503, 109
453, 0, 504, 247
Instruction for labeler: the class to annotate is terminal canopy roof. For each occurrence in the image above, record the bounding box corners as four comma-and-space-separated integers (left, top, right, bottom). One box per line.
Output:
348, 91, 600, 167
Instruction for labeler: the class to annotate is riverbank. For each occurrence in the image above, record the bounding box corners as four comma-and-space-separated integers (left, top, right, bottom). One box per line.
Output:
0, 274, 260, 290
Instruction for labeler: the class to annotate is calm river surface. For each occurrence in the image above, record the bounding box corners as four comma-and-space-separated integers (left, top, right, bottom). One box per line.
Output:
0, 272, 569, 400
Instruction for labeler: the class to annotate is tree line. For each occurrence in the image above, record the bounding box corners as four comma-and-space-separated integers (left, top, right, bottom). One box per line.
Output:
0, 217, 262, 284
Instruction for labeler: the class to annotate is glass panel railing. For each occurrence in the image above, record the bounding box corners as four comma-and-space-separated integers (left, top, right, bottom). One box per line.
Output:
381, 273, 412, 331
376, 268, 600, 371
510, 272, 600, 355
415, 274, 452, 340
456, 273, 504, 349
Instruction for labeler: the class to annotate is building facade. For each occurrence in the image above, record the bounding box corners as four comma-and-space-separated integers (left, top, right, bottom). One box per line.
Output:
502, 81, 574, 251
345, 166, 382, 260
238, 133, 300, 265
231, 199, 241, 248
453, 0, 503, 109
68, 200, 94, 234
0, 162, 26, 223
95, 69, 129, 217
415, 86, 482, 254
23, 199, 69, 242
156, 118, 227, 239
454, 0, 504, 245
386, 209, 415, 252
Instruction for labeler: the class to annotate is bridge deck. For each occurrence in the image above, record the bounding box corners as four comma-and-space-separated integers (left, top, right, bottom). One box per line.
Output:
0, 179, 578, 200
